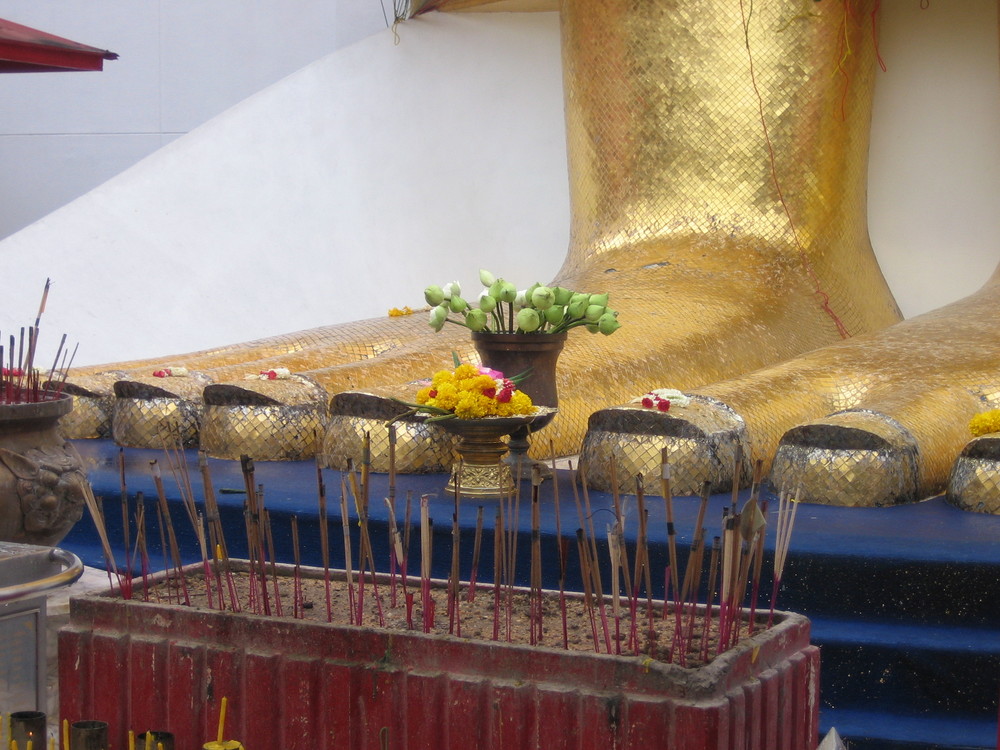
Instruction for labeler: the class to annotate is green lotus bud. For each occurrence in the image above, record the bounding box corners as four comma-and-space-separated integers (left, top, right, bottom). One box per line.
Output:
567, 293, 590, 319
597, 311, 621, 335
488, 279, 505, 299
479, 269, 496, 287
552, 286, 573, 306
442, 281, 460, 300
428, 304, 448, 332
516, 307, 541, 332
478, 292, 497, 313
466, 308, 488, 332
525, 283, 541, 303
530, 286, 556, 310
544, 305, 565, 326
424, 285, 445, 306
585, 304, 605, 323
585, 323, 599, 333
498, 281, 517, 303
450, 295, 468, 313
589, 292, 609, 307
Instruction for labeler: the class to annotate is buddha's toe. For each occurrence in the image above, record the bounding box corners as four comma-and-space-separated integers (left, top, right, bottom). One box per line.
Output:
578, 394, 751, 496
200, 374, 328, 461
323, 388, 457, 474
55, 371, 127, 439
112, 370, 214, 449
769, 410, 920, 507
947, 434, 1000, 514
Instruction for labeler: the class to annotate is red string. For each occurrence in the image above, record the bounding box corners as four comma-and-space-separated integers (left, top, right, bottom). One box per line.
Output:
738, 0, 851, 339
872, 0, 887, 72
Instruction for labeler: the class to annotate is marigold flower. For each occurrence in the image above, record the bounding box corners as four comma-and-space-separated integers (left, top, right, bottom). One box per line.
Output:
969, 410, 1000, 437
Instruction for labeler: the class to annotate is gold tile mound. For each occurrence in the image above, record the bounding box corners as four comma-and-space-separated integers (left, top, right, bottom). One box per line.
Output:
52, 371, 127, 439
947, 435, 1000, 514
578, 396, 751, 497
770, 410, 919, 507
111, 371, 214, 449
200, 377, 329, 461
323, 391, 457, 474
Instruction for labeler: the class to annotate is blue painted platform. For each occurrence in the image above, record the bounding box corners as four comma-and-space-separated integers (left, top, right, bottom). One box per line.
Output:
62, 440, 1000, 750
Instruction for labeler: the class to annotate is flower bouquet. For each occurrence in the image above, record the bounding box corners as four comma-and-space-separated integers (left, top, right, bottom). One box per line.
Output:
395, 360, 537, 422
424, 270, 621, 336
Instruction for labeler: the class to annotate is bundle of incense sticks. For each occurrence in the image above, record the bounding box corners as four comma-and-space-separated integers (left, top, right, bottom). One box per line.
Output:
85, 432, 803, 668
0, 278, 78, 404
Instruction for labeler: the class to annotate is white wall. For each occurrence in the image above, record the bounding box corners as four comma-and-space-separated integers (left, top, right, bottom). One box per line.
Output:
0, 3, 996, 367
0, 0, 388, 241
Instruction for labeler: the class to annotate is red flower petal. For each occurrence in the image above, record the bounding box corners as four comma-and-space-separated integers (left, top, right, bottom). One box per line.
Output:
657, 399, 670, 412
641, 397, 654, 408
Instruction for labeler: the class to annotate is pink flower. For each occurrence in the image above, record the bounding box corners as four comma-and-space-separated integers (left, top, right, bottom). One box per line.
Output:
478, 366, 505, 380
496, 387, 513, 403
153, 369, 169, 378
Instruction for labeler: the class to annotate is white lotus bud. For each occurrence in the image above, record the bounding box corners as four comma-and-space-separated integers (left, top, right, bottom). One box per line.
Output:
597, 312, 621, 335
466, 308, 488, 331
567, 293, 590, 319
424, 285, 444, 306
544, 305, 565, 326
530, 286, 556, 310
429, 304, 448, 332
479, 269, 496, 287
516, 307, 541, 332
479, 292, 497, 313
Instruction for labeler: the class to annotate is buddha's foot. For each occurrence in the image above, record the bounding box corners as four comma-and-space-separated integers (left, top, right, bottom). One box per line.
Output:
582, 274, 1000, 507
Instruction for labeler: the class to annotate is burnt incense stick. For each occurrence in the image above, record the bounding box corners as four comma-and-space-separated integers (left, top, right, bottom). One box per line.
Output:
339, 476, 357, 623
769, 488, 800, 627
578, 468, 612, 652
702, 536, 722, 663
385, 497, 405, 606
575, 528, 601, 653
530, 467, 543, 646
449, 510, 461, 637
493, 507, 503, 641
263, 509, 283, 618
81, 482, 122, 592
420, 494, 432, 633
467, 506, 484, 602
291, 515, 305, 620
316, 461, 333, 622
197, 452, 228, 609
149, 460, 190, 606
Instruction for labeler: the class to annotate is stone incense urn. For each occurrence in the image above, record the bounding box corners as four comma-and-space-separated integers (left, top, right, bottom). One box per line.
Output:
0, 395, 86, 546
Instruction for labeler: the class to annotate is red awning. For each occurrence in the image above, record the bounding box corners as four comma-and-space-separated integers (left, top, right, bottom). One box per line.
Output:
0, 17, 117, 73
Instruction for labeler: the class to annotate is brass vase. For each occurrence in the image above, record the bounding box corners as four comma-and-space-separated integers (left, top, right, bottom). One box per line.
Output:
434, 408, 556, 499
471, 332, 565, 468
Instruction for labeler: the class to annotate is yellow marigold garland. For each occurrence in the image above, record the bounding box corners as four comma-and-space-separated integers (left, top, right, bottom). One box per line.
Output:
969, 409, 1000, 438
414, 364, 536, 419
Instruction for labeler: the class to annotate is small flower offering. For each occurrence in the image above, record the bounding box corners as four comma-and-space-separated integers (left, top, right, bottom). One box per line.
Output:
631, 388, 691, 412
399, 363, 536, 421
